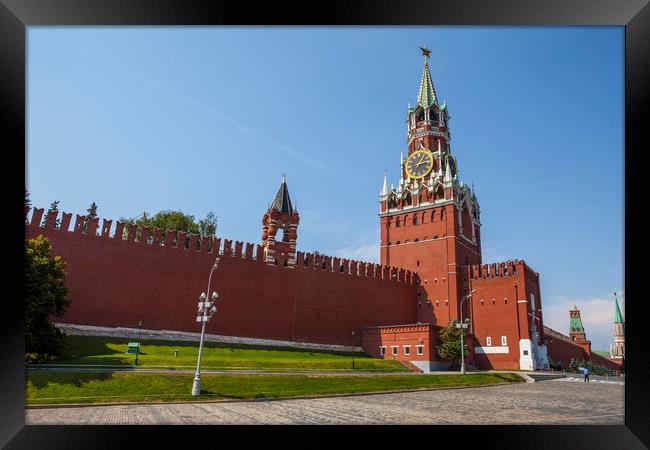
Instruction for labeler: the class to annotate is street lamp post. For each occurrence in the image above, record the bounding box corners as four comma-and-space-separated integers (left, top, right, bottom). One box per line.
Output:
191, 257, 220, 396
351, 330, 356, 370
457, 289, 476, 375
134, 320, 143, 366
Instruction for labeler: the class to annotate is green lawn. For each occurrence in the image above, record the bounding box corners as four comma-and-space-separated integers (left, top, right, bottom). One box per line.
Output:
26, 372, 523, 405
45, 335, 408, 372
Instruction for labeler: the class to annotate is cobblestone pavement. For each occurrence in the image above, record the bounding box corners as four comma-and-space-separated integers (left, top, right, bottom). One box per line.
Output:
26, 381, 624, 425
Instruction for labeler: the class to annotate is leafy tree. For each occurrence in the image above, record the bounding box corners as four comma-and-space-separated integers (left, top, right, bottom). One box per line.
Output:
25, 235, 70, 362
42, 200, 61, 228
83, 202, 99, 233
119, 210, 216, 247
198, 211, 218, 237
437, 321, 470, 368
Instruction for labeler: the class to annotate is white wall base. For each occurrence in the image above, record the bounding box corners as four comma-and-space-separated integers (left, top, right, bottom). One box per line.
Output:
411, 361, 454, 373
54, 323, 363, 353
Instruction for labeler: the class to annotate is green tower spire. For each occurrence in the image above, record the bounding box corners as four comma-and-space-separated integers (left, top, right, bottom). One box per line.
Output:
569, 304, 585, 333
614, 297, 624, 323
417, 56, 437, 109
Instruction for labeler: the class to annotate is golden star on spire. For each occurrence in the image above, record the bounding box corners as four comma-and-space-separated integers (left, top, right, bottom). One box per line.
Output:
420, 46, 431, 59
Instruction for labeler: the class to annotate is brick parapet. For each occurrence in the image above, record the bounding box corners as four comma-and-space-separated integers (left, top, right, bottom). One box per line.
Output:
468, 259, 538, 280
26, 207, 415, 287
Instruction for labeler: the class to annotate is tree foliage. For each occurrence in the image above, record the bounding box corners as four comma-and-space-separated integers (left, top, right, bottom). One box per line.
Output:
42, 200, 61, 228
567, 358, 613, 376
437, 321, 470, 367
198, 211, 218, 237
83, 202, 99, 233
25, 235, 70, 361
119, 209, 218, 247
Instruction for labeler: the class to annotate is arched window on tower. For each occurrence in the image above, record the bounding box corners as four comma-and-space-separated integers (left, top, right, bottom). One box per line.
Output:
396, 218, 401, 228
418, 110, 425, 122
413, 216, 419, 225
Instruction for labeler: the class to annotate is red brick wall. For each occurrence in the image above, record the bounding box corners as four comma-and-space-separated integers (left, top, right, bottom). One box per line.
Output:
467, 261, 543, 370
26, 208, 417, 347
361, 324, 435, 361
380, 202, 481, 328
544, 328, 623, 372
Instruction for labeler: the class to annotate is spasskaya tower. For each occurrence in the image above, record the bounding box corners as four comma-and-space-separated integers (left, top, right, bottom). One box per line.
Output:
379, 47, 482, 327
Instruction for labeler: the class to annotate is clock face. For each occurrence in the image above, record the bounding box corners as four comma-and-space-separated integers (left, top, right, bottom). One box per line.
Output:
405, 149, 434, 179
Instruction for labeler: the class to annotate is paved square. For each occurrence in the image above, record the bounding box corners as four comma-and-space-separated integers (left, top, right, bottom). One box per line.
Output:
26, 380, 624, 425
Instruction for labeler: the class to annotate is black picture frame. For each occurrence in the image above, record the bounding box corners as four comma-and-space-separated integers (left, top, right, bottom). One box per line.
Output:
2, 1, 648, 448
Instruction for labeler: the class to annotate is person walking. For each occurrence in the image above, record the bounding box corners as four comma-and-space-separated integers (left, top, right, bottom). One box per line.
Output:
583, 366, 590, 382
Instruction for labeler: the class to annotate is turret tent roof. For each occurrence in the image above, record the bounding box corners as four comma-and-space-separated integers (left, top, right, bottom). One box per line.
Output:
271, 175, 294, 214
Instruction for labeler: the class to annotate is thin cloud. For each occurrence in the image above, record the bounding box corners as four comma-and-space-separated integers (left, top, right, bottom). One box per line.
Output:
543, 293, 624, 351
133, 72, 327, 170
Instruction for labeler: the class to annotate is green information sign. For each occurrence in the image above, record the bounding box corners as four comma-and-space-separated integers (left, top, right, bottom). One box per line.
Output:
126, 342, 140, 354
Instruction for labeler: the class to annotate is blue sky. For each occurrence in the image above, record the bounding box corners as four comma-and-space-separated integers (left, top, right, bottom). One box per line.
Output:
27, 26, 624, 351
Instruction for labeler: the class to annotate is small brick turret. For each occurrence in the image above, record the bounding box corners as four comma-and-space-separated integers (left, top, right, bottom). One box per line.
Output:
262, 175, 300, 267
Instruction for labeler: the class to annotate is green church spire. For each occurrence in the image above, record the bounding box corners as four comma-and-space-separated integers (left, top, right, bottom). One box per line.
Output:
417, 48, 437, 110
614, 297, 624, 323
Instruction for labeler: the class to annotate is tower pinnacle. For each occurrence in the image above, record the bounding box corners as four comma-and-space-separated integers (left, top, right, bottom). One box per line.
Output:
614, 293, 624, 323
417, 49, 437, 109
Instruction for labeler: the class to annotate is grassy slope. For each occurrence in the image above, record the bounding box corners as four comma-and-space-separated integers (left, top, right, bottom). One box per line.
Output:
49, 335, 408, 372
26, 372, 523, 405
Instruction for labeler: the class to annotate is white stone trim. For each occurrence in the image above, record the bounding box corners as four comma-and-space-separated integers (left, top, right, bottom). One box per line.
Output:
54, 323, 363, 353
474, 345, 509, 354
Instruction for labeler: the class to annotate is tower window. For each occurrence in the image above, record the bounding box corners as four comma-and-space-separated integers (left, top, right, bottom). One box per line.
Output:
436, 301, 439, 307
492, 299, 496, 305
416, 260, 420, 266
433, 235, 438, 239
396, 218, 401, 228
504, 298, 508, 304
413, 216, 419, 225
480, 300, 484, 306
